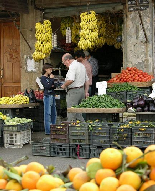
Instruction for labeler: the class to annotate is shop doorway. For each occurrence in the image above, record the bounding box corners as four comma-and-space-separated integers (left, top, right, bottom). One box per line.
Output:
0, 22, 21, 97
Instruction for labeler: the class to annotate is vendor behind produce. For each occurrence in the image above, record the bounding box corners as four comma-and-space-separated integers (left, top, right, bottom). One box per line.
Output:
61, 53, 89, 122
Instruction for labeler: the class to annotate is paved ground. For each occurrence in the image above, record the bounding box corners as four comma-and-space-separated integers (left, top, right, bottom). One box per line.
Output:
0, 132, 88, 172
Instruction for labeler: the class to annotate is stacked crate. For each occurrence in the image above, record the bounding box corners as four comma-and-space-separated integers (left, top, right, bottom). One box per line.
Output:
50, 123, 70, 157
3, 122, 32, 148
69, 122, 90, 159
89, 122, 110, 158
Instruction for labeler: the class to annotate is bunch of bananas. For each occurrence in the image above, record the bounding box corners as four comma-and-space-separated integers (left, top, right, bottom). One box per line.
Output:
96, 14, 106, 48
33, 20, 52, 62
0, 95, 29, 105
78, 11, 98, 50
104, 16, 122, 49
71, 22, 80, 44
60, 17, 73, 36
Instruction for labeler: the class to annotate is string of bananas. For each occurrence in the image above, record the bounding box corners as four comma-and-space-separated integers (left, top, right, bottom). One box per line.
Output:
32, 20, 52, 62
60, 17, 73, 36
0, 95, 29, 105
78, 10, 98, 50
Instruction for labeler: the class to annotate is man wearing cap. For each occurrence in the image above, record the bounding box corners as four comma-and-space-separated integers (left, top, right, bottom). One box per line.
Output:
84, 51, 99, 96
61, 53, 89, 122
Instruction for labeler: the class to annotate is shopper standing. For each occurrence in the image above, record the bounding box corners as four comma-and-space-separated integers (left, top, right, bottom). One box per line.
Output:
84, 51, 99, 96
41, 63, 57, 135
74, 50, 92, 96
61, 53, 89, 122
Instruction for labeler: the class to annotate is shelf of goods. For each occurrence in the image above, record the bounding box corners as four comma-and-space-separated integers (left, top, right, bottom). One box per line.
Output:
107, 81, 153, 88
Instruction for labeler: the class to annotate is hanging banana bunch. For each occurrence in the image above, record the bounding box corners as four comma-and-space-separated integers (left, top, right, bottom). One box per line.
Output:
60, 17, 74, 36
71, 22, 80, 44
78, 10, 98, 50
32, 20, 52, 62
96, 14, 106, 49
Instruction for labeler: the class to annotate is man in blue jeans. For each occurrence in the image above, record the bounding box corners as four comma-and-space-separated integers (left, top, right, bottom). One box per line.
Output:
61, 53, 89, 122
40, 63, 57, 135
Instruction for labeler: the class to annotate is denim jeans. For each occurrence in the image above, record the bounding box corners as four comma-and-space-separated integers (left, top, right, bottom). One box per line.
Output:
43, 95, 57, 134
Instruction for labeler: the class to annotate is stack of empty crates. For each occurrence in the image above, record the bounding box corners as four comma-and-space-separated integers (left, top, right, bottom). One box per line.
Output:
3, 121, 32, 148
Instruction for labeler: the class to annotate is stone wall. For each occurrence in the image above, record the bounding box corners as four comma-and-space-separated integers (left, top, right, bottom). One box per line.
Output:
122, 1, 154, 74
20, 2, 42, 91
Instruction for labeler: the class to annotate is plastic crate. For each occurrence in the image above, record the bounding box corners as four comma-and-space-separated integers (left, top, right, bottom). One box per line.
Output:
70, 144, 90, 159
69, 123, 89, 144
127, 89, 151, 101
90, 145, 110, 158
3, 129, 31, 148
136, 114, 155, 122
90, 125, 110, 145
132, 127, 155, 148
50, 124, 69, 143
110, 127, 132, 147
3, 123, 26, 132
50, 143, 70, 157
32, 139, 51, 156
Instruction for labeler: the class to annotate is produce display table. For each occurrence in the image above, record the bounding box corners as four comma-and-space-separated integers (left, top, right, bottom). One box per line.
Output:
0, 103, 40, 117
107, 81, 153, 88
67, 108, 126, 113
67, 107, 126, 121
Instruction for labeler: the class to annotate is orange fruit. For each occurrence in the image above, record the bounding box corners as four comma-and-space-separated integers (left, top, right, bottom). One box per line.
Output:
14, 166, 23, 176
22, 171, 40, 189
50, 189, 66, 191
116, 184, 136, 191
0, 166, 8, 179
95, 168, 116, 185
100, 148, 122, 170
73, 171, 90, 190
119, 171, 141, 190
139, 180, 155, 191
0, 178, 7, 189
54, 177, 64, 187
19, 164, 27, 174
86, 158, 100, 167
90, 179, 96, 183
144, 145, 155, 167
5, 179, 23, 191
50, 188, 66, 191
25, 162, 45, 175
29, 190, 42, 191
100, 177, 119, 191
123, 146, 143, 168
36, 174, 56, 191
68, 167, 83, 182
149, 167, 155, 180
79, 182, 99, 191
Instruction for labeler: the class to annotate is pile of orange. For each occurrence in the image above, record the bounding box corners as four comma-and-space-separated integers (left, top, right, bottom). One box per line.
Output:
1, 145, 155, 191
68, 145, 155, 191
